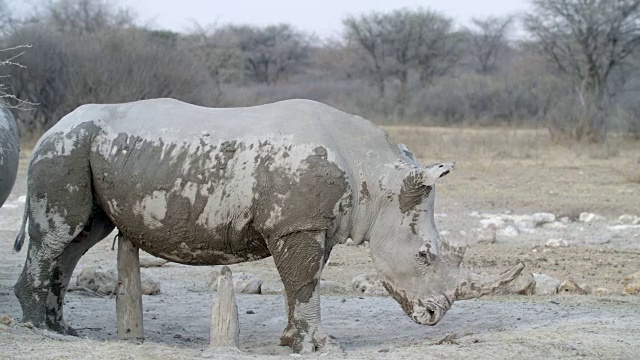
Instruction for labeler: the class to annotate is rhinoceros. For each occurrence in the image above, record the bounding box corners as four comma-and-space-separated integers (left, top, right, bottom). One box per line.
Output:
0, 105, 19, 208
14, 99, 523, 353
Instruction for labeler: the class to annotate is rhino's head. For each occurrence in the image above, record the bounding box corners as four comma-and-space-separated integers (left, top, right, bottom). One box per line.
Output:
370, 162, 524, 326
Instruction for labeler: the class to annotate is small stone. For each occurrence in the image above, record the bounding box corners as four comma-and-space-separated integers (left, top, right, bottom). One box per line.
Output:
139, 257, 169, 268
208, 271, 263, 294
319, 280, 344, 292
617, 214, 640, 225
76, 266, 161, 295
475, 226, 496, 244
233, 273, 262, 294
345, 238, 355, 246
0, 314, 14, 327
593, 287, 612, 296
246, 310, 255, 314
541, 221, 567, 229
480, 217, 506, 229
622, 271, 640, 295
532, 273, 561, 295
623, 284, 640, 294
558, 279, 587, 294
531, 212, 556, 226
352, 274, 388, 296
498, 225, 519, 237
579, 212, 605, 223
545, 239, 568, 248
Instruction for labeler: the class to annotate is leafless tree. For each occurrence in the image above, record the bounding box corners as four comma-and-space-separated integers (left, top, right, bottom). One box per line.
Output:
469, 15, 513, 73
343, 8, 459, 100
42, 0, 135, 34
524, 0, 640, 142
185, 23, 244, 100
219, 24, 311, 85
3, 25, 214, 134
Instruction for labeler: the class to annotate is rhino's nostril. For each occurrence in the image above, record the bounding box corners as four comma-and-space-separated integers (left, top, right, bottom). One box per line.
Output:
425, 308, 436, 322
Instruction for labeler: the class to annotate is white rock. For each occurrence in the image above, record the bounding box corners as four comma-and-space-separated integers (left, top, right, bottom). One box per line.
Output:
541, 221, 567, 229
76, 266, 161, 295
607, 224, 640, 231
532, 273, 561, 295
593, 287, 612, 296
531, 212, 557, 225
498, 225, 519, 237
480, 217, 506, 229
617, 214, 640, 225
475, 227, 496, 244
352, 274, 388, 296
320, 280, 344, 292
345, 238, 355, 246
139, 257, 169, 268
513, 218, 535, 230
559, 217, 571, 224
208, 271, 263, 294
545, 238, 569, 248
579, 212, 605, 223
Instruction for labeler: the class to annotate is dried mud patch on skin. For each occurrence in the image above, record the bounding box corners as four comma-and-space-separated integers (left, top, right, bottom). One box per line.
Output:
398, 171, 432, 214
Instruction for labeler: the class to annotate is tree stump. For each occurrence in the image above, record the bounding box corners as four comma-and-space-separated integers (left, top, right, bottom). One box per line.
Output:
116, 235, 144, 340
210, 266, 240, 348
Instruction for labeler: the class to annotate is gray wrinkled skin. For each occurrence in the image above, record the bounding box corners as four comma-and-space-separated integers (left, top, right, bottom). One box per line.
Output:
0, 105, 20, 208
13, 99, 523, 353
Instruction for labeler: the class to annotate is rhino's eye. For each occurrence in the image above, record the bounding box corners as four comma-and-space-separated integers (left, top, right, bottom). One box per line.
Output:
417, 245, 436, 265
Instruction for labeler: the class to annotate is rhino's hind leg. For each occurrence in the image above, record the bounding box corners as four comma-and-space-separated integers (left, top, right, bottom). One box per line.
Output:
15, 152, 115, 334
268, 230, 341, 354
15, 204, 114, 335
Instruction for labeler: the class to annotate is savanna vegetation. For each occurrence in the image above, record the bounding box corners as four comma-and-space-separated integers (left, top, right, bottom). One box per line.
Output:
2, 0, 640, 143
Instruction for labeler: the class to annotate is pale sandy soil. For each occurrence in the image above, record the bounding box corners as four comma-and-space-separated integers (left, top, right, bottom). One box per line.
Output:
1, 127, 639, 359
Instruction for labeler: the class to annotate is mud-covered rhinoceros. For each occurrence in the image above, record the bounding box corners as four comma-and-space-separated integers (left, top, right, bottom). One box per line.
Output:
0, 105, 19, 208
13, 99, 523, 353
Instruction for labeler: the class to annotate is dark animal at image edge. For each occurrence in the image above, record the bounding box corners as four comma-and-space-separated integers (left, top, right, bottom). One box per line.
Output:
0, 105, 20, 208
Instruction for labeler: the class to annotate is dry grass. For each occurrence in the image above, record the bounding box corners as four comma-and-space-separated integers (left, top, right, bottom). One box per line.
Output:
383, 126, 551, 161
384, 126, 640, 216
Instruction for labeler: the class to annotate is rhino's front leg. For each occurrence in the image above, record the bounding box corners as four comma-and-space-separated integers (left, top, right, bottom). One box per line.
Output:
268, 230, 341, 354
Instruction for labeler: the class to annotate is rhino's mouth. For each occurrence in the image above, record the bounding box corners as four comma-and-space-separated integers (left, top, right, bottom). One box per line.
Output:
411, 295, 453, 325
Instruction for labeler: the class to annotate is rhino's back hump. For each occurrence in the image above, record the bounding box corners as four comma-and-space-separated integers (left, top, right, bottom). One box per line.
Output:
93, 98, 384, 143
46, 98, 402, 174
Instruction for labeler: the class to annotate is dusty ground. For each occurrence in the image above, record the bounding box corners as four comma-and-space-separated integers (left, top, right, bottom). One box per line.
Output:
1, 127, 639, 359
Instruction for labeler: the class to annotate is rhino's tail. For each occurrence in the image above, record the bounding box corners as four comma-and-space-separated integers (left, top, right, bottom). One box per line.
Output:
13, 192, 29, 252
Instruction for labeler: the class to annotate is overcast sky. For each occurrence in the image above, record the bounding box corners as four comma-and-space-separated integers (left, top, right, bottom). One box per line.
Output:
116, 0, 530, 39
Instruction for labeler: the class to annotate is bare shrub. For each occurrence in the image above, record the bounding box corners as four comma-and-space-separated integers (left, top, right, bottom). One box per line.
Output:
3, 26, 215, 135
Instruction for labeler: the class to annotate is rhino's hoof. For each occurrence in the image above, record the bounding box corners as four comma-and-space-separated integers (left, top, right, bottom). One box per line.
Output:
317, 334, 343, 354
47, 321, 78, 336
293, 332, 343, 354
280, 326, 296, 347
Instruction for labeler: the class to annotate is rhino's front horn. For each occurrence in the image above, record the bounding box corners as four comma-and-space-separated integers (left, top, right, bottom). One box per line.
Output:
454, 263, 525, 300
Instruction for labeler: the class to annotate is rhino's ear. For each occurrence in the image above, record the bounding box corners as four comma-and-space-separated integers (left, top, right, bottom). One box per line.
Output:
398, 143, 418, 163
422, 162, 455, 186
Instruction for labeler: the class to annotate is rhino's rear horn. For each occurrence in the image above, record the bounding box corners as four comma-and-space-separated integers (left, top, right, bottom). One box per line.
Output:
454, 263, 525, 300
